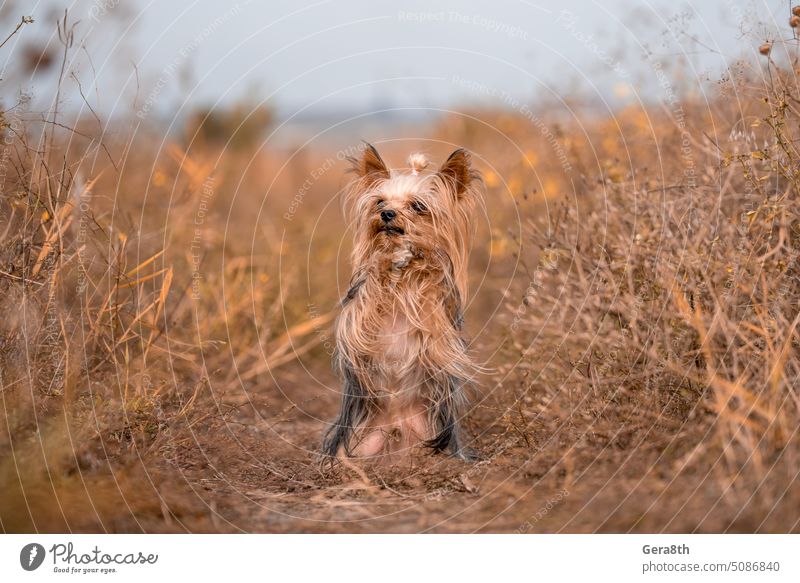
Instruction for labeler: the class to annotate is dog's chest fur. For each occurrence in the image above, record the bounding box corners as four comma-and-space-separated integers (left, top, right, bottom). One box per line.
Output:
375, 312, 420, 392
343, 248, 449, 388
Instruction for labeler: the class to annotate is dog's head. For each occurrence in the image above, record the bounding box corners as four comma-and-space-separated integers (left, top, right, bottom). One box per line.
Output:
345, 144, 480, 288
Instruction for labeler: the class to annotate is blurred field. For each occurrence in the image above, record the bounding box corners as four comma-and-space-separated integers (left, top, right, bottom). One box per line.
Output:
1, 14, 799, 533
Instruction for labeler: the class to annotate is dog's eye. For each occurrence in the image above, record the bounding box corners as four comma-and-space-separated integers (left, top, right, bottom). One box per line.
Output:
410, 200, 427, 213
376, 199, 386, 209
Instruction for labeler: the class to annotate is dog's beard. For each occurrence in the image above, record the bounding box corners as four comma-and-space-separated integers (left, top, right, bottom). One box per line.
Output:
370, 221, 409, 253
365, 223, 445, 266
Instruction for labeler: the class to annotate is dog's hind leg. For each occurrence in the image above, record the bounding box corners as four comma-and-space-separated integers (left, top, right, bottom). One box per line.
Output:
425, 376, 478, 460
322, 364, 368, 458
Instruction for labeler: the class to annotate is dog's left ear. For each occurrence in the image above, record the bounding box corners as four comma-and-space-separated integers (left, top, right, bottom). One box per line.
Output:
438, 148, 475, 198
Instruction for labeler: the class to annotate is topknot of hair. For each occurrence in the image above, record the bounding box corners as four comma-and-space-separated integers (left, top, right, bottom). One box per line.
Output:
407, 153, 430, 175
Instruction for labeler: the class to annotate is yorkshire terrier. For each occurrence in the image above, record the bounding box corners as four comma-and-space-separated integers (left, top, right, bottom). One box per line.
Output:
322, 143, 481, 461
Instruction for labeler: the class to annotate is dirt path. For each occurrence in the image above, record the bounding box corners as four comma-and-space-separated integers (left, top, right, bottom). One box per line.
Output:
152, 362, 742, 533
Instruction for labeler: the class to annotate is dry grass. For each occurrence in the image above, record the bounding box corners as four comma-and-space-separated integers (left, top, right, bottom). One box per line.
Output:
0, 15, 798, 533
494, 57, 800, 531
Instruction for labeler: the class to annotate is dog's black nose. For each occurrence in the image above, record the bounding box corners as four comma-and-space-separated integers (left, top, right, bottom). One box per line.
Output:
380, 209, 396, 223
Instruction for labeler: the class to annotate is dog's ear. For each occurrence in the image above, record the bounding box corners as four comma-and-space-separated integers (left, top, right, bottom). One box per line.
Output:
437, 148, 474, 198
350, 143, 390, 188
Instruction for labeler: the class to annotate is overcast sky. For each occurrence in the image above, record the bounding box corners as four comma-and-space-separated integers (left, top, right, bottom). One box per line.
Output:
5, 1, 789, 121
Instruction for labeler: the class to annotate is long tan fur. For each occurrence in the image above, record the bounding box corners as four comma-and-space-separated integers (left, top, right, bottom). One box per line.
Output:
323, 144, 481, 460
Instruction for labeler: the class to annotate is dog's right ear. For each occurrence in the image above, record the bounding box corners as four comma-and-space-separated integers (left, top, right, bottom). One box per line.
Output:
349, 143, 390, 188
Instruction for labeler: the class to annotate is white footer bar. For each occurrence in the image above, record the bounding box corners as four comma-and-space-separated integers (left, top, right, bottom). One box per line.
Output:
1, 534, 796, 582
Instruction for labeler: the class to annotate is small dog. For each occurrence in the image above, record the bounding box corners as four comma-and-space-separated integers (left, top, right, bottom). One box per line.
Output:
323, 144, 481, 460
